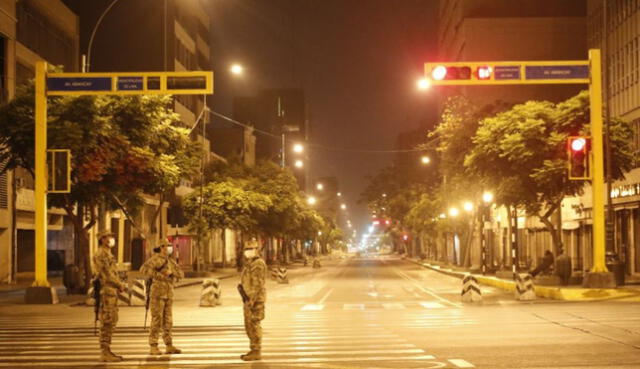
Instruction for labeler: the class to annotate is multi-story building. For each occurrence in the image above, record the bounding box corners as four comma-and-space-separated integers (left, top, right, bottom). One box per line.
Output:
434, 0, 589, 272
578, 0, 640, 279
64, 0, 219, 270
0, 0, 80, 283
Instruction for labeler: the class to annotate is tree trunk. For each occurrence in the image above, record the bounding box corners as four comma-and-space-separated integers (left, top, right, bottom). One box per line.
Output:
221, 229, 227, 269
538, 204, 563, 256
64, 199, 96, 293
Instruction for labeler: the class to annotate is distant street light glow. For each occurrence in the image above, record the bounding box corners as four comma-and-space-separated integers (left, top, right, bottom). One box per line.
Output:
449, 207, 459, 217
307, 196, 317, 205
421, 156, 431, 164
294, 159, 304, 168
482, 192, 494, 203
293, 143, 304, 153
230, 64, 244, 75
463, 202, 473, 212
417, 78, 431, 90
341, 204, 347, 210
316, 183, 324, 191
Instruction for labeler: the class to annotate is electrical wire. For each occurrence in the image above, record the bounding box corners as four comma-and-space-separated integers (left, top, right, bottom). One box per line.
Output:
208, 110, 428, 154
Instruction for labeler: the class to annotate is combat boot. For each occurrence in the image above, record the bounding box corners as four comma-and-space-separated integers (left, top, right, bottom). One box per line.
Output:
165, 345, 182, 354
149, 344, 162, 355
240, 350, 262, 361
100, 345, 124, 362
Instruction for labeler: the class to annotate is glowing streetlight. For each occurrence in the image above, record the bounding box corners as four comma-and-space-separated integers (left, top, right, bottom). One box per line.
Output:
294, 159, 304, 168
230, 64, 243, 75
307, 196, 317, 205
341, 204, 347, 210
417, 78, 431, 90
337, 192, 342, 197
382, 193, 387, 198
293, 143, 304, 153
448, 207, 459, 217
316, 183, 324, 191
482, 192, 494, 203
421, 156, 431, 164
463, 201, 473, 212
439, 213, 446, 219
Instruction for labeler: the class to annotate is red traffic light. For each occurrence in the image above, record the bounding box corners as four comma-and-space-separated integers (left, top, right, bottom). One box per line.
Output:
476, 66, 492, 80
431, 65, 472, 80
570, 137, 587, 151
567, 136, 590, 180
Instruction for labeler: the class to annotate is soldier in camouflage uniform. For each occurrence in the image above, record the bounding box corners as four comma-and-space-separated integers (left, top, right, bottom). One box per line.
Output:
93, 230, 126, 362
140, 239, 184, 355
240, 239, 267, 361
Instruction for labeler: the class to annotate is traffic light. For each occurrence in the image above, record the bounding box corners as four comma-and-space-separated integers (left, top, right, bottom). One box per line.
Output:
428, 64, 493, 82
567, 136, 591, 180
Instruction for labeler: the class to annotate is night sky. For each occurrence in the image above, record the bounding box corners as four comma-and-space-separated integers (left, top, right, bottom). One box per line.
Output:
209, 0, 439, 228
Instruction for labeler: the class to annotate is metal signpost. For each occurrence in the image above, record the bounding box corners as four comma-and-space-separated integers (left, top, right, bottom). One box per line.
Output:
424, 49, 613, 288
27, 62, 213, 303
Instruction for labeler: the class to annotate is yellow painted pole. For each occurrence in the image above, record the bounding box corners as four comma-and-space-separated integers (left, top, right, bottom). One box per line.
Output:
588, 49, 607, 273
34, 61, 49, 287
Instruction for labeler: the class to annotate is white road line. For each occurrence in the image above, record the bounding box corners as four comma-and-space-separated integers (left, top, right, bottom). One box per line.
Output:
394, 269, 462, 308
301, 304, 325, 311
317, 288, 333, 304
420, 302, 445, 309
382, 303, 405, 309
343, 304, 365, 310
0, 354, 437, 367
448, 358, 475, 367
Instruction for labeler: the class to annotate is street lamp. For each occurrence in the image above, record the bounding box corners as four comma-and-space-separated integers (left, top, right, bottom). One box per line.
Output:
294, 159, 304, 168
421, 156, 431, 165
337, 192, 342, 197
293, 143, 304, 153
316, 183, 324, 191
463, 201, 473, 212
482, 192, 494, 203
417, 78, 431, 90
307, 196, 317, 205
341, 204, 347, 210
448, 207, 459, 217
230, 64, 244, 75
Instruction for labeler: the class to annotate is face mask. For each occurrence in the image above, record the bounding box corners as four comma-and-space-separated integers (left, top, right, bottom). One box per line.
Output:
166, 246, 173, 255
107, 238, 116, 247
244, 249, 256, 259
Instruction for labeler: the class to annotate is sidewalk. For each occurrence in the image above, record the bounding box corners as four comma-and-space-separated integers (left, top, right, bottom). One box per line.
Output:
408, 258, 640, 302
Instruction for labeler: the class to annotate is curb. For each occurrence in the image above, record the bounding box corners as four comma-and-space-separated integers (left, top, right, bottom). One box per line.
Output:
408, 259, 640, 302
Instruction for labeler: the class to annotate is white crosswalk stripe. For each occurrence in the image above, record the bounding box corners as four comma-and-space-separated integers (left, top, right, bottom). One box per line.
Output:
0, 308, 437, 367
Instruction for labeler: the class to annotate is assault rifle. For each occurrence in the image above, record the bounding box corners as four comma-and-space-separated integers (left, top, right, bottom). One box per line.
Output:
143, 257, 170, 329
237, 284, 249, 304
93, 278, 101, 336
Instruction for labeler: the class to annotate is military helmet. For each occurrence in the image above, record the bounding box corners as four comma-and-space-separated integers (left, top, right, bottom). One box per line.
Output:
244, 238, 259, 250
153, 238, 171, 253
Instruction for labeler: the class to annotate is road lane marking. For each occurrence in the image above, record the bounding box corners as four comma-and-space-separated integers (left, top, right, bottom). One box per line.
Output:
301, 304, 325, 311
448, 358, 475, 367
382, 303, 405, 309
0, 355, 437, 367
394, 269, 462, 308
318, 288, 333, 304
343, 304, 365, 310
420, 302, 445, 309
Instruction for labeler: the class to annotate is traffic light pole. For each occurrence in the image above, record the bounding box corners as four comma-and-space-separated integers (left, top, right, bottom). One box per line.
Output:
424, 49, 615, 288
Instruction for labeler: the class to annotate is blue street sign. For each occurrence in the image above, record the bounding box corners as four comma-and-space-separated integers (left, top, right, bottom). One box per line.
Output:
117, 76, 143, 91
525, 65, 589, 80
494, 66, 521, 80
46, 77, 112, 92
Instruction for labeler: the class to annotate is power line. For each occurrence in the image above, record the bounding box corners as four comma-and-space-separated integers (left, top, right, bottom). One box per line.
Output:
208, 110, 427, 154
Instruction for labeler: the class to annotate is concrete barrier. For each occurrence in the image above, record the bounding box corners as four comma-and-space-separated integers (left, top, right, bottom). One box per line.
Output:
515, 273, 536, 301
461, 274, 482, 303
117, 285, 131, 306
199, 278, 221, 306
276, 267, 289, 284
130, 278, 147, 306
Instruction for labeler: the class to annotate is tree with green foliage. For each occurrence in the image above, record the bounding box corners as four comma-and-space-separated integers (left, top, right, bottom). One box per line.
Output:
465, 90, 634, 254
0, 79, 200, 289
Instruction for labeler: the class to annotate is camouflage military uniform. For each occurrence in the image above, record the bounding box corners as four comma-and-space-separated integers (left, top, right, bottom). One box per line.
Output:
241, 255, 267, 353
140, 253, 184, 348
93, 245, 126, 351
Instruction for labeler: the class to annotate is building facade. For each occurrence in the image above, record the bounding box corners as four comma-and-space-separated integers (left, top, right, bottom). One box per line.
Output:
0, 0, 80, 283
